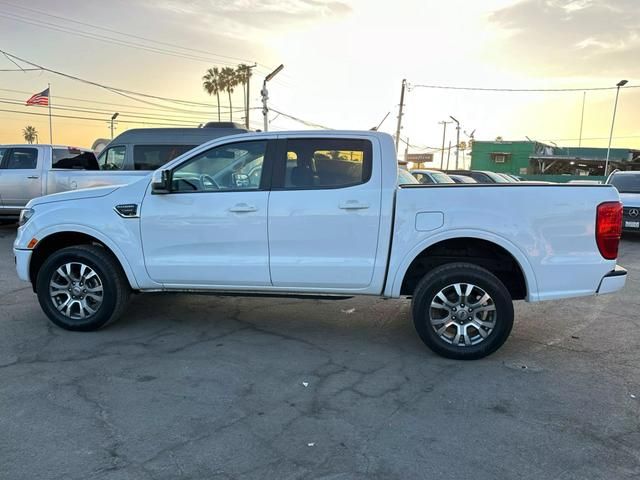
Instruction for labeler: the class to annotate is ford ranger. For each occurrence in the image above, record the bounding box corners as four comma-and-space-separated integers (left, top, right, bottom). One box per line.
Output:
13, 131, 627, 359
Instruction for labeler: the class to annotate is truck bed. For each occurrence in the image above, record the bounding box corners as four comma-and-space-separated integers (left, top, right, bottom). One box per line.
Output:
387, 183, 620, 301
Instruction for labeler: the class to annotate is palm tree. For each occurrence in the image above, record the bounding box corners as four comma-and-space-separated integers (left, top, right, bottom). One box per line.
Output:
202, 67, 222, 121
220, 67, 237, 122
23, 125, 38, 144
236, 64, 252, 126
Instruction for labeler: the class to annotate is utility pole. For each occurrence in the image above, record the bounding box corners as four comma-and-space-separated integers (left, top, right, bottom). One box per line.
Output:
261, 64, 284, 132
244, 63, 257, 129
446, 140, 452, 170
395, 79, 407, 152
404, 137, 409, 164
439, 120, 452, 169
110, 112, 119, 139
450, 116, 460, 169
605, 79, 627, 176
578, 91, 586, 147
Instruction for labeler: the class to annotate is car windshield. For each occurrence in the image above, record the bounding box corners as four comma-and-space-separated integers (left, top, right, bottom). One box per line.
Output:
609, 173, 640, 193
485, 171, 511, 183
398, 169, 419, 184
431, 172, 455, 184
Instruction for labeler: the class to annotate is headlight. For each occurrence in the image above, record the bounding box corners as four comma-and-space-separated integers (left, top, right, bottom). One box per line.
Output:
19, 208, 35, 226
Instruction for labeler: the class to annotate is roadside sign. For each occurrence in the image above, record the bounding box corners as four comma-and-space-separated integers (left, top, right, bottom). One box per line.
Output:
406, 153, 434, 163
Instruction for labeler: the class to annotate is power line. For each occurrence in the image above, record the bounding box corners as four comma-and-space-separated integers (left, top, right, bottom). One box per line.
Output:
0, 11, 246, 68
411, 83, 640, 92
0, 0, 258, 66
269, 107, 332, 130
0, 67, 41, 72
0, 107, 210, 127
0, 49, 241, 113
542, 135, 640, 142
0, 2, 294, 89
0, 87, 226, 116
0, 99, 204, 125
0, 96, 246, 120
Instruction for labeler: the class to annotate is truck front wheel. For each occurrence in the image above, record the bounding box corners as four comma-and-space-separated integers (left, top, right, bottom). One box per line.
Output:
36, 245, 130, 331
411, 262, 514, 360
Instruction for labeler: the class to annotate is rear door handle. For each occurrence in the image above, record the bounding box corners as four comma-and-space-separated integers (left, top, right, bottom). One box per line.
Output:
339, 201, 370, 210
229, 203, 257, 213
27, 175, 39, 179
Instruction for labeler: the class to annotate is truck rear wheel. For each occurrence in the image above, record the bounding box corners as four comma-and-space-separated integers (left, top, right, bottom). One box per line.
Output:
411, 262, 514, 360
36, 245, 130, 331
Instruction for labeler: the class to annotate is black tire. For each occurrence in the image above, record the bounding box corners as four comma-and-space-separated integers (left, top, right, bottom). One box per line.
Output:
36, 245, 130, 331
411, 262, 514, 360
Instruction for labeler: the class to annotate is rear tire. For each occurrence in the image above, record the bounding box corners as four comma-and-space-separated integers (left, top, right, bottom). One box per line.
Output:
411, 262, 514, 360
36, 245, 130, 331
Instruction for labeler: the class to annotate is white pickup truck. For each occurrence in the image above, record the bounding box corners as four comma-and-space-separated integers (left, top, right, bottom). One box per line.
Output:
13, 131, 627, 359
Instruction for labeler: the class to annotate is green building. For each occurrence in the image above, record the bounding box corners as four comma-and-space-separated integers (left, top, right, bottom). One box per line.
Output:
470, 140, 640, 182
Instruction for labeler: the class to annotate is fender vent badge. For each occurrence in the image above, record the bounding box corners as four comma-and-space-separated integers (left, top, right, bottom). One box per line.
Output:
114, 204, 139, 218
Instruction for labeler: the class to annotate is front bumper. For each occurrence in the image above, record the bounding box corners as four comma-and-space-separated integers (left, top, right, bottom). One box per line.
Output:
596, 265, 627, 295
14, 248, 32, 282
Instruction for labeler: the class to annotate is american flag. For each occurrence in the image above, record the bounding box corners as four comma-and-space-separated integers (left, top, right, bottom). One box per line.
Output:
25, 88, 49, 106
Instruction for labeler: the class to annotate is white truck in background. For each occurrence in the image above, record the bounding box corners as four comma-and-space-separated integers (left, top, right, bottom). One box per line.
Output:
0, 125, 248, 221
13, 131, 627, 359
0, 145, 145, 221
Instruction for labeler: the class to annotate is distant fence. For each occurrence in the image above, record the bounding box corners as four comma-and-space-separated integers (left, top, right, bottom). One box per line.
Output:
520, 174, 606, 183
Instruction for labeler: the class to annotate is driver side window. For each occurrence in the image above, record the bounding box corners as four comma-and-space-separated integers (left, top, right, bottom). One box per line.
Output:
172, 140, 266, 193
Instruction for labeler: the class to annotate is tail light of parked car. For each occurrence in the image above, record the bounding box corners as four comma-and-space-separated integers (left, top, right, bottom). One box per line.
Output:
596, 201, 623, 260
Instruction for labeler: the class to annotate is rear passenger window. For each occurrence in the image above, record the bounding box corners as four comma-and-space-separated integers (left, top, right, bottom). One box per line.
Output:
52, 148, 99, 170
1, 148, 37, 169
282, 139, 372, 189
133, 145, 195, 170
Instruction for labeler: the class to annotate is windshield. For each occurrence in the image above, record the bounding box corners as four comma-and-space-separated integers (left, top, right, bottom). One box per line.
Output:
485, 171, 510, 183
431, 172, 455, 184
609, 173, 640, 193
398, 169, 419, 184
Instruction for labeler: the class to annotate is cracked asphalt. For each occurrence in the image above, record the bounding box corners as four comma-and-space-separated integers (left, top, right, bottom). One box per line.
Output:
1, 223, 639, 480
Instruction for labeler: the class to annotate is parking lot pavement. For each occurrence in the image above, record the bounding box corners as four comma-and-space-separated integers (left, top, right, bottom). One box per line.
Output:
1, 224, 639, 480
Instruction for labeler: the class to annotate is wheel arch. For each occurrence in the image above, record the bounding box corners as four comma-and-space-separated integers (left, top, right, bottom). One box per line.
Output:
388, 230, 538, 301
29, 225, 139, 291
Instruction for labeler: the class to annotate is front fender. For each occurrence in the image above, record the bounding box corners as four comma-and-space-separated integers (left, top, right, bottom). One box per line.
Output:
22, 223, 142, 290
386, 228, 539, 301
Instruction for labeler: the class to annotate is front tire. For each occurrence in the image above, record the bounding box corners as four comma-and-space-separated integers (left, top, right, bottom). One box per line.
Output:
411, 262, 514, 360
36, 245, 130, 331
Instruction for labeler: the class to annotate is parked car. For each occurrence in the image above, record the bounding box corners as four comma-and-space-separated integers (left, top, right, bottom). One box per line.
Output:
410, 169, 455, 184
449, 174, 478, 184
397, 168, 419, 185
495, 173, 519, 182
606, 170, 640, 232
568, 179, 602, 185
503, 174, 523, 182
98, 123, 247, 171
446, 170, 511, 184
14, 131, 626, 360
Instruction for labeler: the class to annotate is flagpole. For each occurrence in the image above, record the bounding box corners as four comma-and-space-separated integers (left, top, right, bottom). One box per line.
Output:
48, 83, 53, 144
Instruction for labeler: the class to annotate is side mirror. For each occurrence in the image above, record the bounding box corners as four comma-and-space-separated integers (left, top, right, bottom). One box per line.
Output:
151, 169, 172, 194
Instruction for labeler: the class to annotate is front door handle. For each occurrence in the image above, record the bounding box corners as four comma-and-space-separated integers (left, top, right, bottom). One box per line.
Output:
27, 175, 39, 179
229, 203, 257, 213
339, 201, 370, 210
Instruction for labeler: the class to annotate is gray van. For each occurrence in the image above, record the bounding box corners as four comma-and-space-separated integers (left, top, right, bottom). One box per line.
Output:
97, 123, 248, 171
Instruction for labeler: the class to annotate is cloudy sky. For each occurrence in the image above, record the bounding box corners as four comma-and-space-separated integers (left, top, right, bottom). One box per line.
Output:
0, 0, 638, 158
